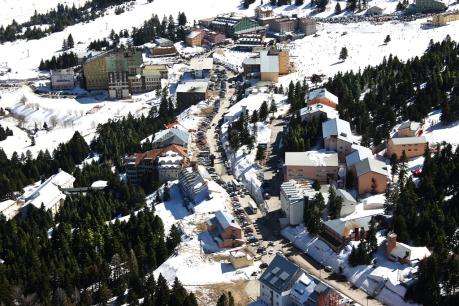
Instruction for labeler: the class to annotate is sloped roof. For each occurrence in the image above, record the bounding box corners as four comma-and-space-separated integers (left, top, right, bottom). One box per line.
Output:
214, 210, 241, 230
324, 215, 374, 238
322, 118, 353, 142
152, 128, 190, 147
355, 158, 387, 177
299, 103, 338, 120
390, 242, 431, 262
398, 121, 421, 132
259, 254, 303, 293
346, 145, 373, 168
176, 81, 208, 94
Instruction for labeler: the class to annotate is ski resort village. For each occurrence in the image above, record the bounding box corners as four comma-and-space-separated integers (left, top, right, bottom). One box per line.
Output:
0, 0, 458, 305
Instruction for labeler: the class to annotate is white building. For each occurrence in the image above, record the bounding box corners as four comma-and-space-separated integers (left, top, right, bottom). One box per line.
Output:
157, 150, 185, 182
50, 68, 75, 90
178, 166, 209, 203
21, 170, 75, 216
280, 180, 309, 226
0, 199, 22, 220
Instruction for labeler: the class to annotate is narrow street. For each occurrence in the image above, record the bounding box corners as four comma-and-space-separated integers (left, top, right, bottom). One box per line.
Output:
203, 66, 382, 306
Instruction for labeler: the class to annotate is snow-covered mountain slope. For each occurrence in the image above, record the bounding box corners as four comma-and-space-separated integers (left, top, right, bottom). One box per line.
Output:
0, 0, 256, 80
0, 0, 89, 26
280, 18, 459, 84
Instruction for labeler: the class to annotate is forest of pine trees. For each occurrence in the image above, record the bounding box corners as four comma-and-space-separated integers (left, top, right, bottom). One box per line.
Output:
39, 52, 79, 71
325, 37, 459, 146
0, 0, 134, 43
384, 143, 458, 305
0, 125, 13, 141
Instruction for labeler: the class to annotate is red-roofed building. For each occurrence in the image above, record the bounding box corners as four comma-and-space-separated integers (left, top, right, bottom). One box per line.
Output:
125, 144, 189, 185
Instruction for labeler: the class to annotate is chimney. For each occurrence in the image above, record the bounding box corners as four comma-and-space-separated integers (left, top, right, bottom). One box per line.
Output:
387, 232, 397, 254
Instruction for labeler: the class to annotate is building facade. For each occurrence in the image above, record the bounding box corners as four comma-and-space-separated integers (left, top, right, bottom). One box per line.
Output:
386, 136, 427, 159
50, 68, 75, 90
280, 180, 307, 226
186, 30, 204, 47
83, 52, 110, 90
355, 158, 388, 195
207, 210, 243, 248
284, 151, 339, 183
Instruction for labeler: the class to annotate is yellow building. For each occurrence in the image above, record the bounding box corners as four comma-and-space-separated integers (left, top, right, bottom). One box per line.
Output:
431, 11, 459, 26
83, 52, 110, 90
278, 50, 290, 75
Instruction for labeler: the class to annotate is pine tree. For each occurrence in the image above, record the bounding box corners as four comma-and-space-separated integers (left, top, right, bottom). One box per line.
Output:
335, 2, 342, 14
339, 47, 348, 62
384, 35, 391, 45
67, 34, 74, 48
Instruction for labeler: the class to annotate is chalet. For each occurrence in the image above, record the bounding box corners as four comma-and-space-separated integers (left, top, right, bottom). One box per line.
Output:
355, 158, 388, 195
322, 214, 379, 251
151, 38, 177, 57
203, 30, 226, 45
306, 88, 339, 109
284, 151, 339, 184
386, 136, 427, 159
189, 57, 213, 79
386, 233, 431, 266
322, 118, 355, 162
207, 210, 243, 248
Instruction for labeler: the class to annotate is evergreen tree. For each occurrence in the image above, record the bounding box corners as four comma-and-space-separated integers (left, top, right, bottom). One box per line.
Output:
339, 47, 348, 61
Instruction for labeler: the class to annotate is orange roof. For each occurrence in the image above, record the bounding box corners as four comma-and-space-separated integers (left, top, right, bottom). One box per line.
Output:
134, 144, 188, 166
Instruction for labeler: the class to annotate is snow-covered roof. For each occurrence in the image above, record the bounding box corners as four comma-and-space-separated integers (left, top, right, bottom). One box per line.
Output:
290, 273, 316, 304
152, 127, 190, 148
214, 210, 240, 230
22, 170, 75, 212
189, 57, 213, 71
176, 81, 208, 94
0, 199, 21, 220
307, 88, 338, 105
187, 31, 202, 39
299, 103, 338, 120
336, 189, 357, 203
91, 180, 108, 189
324, 215, 374, 238
398, 121, 421, 132
390, 136, 427, 145
355, 158, 388, 177
390, 242, 431, 263
346, 145, 373, 168
285, 151, 339, 167
322, 118, 353, 142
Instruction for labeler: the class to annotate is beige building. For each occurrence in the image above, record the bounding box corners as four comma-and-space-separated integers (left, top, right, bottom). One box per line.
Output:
242, 48, 290, 82
143, 64, 168, 92
355, 158, 388, 195
284, 151, 339, 183
386, 136, 427, 159
431, 11, 459, 25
